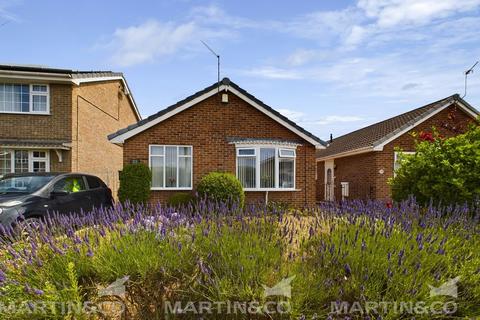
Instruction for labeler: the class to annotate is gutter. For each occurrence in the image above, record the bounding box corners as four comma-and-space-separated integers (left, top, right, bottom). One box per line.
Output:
316, 146, 373, 162
0, 71, 72, 82
0, 70, 142, 121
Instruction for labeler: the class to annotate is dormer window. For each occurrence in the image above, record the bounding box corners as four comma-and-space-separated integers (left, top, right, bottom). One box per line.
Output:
0, 83, 49, 114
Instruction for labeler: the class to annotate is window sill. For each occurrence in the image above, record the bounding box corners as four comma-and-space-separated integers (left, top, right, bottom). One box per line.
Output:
151, 187, 193, 191
0, 111, 50, 116
243, 188, 300, 192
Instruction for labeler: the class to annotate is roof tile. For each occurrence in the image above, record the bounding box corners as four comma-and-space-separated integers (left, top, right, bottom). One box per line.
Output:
316, 94, 478, 158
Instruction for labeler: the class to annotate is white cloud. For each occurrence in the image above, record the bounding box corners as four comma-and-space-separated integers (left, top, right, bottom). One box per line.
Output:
109, 20, 200, 67
314, 115, 364, 125
105, 5, 240, 67
278, 108, 363, 126
104, 1, 480, 67
277, 109, 305, 122
286, 49, 317, 67
358, 0, 480, 28
0, 0, 21, 22
281, 0, 480, 50
285, 7, 365, 44
242, 66, 304, 80
344, 25, 369, 47
189, 4, 273, 29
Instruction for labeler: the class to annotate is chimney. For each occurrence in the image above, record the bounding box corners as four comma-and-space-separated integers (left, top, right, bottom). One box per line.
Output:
330, 134, 333, 143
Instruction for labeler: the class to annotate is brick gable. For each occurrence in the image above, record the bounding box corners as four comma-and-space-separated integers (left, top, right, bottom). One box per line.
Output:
123, 91, 317, 207
316, 103, 477, 202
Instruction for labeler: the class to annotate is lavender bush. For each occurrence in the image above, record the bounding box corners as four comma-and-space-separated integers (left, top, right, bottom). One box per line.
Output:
292, 199, 480, 319
0, 198, 478, 319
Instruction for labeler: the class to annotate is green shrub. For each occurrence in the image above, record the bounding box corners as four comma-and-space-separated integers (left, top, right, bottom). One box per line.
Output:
167, 192, 196, 207
390, 124, 480, 205
118, 163, 151, 204
196, 172, 245, 207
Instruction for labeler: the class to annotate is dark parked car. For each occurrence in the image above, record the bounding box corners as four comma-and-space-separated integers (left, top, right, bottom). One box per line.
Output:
0, 172, 113, 229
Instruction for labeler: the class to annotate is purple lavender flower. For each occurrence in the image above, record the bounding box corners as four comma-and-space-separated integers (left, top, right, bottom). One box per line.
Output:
361, 239, 367, 251
86, 248, 94, 257
387, 267, 394, 278
33, 288, 44, 295
344, 263, 352, 277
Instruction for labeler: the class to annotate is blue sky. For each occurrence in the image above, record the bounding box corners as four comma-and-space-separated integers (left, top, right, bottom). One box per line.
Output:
1, 0, 479, 140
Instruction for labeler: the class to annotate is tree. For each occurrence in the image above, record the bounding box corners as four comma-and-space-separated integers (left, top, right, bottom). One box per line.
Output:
390, 124, 480, 205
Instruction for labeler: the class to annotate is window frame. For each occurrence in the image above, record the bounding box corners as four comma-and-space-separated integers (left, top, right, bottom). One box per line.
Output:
31, 150, 49, 172
279, 148, 296, 158
235, 145, 297, 192
0, 149, 50, 176
0, 83, 50, 115
149, 145, 193, 190
52, 175, 88, 194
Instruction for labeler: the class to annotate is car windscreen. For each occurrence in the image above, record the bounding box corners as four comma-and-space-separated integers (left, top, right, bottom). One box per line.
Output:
0, 175, 55, 194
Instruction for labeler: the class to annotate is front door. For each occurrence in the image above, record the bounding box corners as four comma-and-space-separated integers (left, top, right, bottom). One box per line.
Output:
324, 160, 335, 201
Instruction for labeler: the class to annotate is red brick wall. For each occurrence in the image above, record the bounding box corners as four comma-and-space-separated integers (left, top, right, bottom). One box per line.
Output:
315, 161, 325, 201
322, 103, 476, 201
123, 91, 317, 207
316, 152, 377, 202
374, 103, 476, 200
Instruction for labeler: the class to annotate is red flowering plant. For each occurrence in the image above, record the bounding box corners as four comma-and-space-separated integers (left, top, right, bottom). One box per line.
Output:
418, 131, 435, 142
413, 127, 443, 143
390, 123, 480, 205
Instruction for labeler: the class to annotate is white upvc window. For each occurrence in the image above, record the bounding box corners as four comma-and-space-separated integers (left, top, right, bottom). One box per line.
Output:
394, 151, 415, 175
0, 83, 49, 114
0, 149, 50, 176
149, 145, 193, 190
236, 146, 296, 191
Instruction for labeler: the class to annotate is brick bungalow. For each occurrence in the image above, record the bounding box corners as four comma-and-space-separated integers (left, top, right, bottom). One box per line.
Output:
316, 94, 479, 202
0, 64, 141, 195
109, 78, 326, 207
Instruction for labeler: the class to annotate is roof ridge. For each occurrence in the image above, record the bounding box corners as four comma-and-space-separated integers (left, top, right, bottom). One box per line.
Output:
328, 94, 457, 144
0, 64, 123, 75
108, 78, 326, 146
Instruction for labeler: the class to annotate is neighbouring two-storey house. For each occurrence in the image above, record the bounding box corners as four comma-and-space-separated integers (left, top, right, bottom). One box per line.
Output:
0, 64, 140, 194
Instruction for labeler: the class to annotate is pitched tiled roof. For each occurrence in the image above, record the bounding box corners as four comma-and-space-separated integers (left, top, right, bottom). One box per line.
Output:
70, 71, 124, 79
0, 139, 71, 150
227, 137, 303, 146
0, 64, 122, 78
316, 94, 479, 159
108, 78, 326, 147
0, 64, 141, 120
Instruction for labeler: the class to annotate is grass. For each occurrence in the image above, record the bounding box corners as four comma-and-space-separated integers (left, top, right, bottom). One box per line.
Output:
0, 199, 478, 319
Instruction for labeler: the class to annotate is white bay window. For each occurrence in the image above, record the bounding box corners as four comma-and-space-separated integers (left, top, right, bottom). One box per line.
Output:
236, 146, 296, 190
149, 145, 192, 190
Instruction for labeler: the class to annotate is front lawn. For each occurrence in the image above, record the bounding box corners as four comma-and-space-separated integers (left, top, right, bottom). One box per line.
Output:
0, 199, 478, 319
